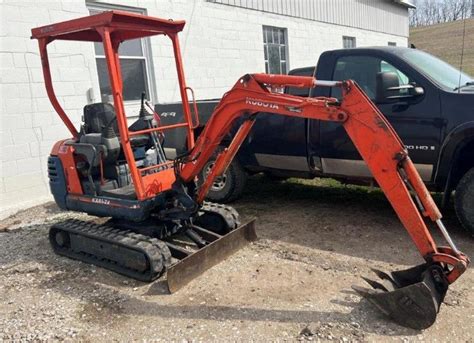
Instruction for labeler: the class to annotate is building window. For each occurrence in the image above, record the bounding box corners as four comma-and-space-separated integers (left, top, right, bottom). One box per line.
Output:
388, 42, 397, 46
342, 36, 356, 49
263, 26, 288, 74
88, 4, 155, 103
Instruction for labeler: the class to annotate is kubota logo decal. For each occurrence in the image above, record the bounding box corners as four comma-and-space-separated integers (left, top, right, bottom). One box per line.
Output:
245, 98, 279, 110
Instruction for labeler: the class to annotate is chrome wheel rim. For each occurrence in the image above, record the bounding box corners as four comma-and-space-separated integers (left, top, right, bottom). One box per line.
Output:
204, 162, 227, 191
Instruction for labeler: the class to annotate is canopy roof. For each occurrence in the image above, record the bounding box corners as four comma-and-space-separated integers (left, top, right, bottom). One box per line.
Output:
393, 0, 416, 9
31, 10, 186, 42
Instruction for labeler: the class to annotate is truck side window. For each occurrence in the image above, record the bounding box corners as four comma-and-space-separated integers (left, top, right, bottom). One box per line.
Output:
380, 61, 411, 94
331, 56, 411, 100
286, 67, 315, 97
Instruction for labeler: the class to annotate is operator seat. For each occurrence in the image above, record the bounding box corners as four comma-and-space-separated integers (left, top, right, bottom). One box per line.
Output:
65, 103, 122, 195
71, 102, 154, 197
79, 103, 121, 166
76, 102, 152, 168
83, 102, 151, 148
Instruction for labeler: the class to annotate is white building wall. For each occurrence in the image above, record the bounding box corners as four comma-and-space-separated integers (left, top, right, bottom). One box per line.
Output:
210, 0, 411, 37
1, 1, 98, 217
0, 0, 408, 218
147, 0, 407, 104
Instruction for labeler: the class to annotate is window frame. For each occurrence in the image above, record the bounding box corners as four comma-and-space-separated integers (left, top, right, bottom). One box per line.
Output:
330, 54, 413, 101
342, 36, 356, 49
86, 2, 157, 104
262, 25, 289, 75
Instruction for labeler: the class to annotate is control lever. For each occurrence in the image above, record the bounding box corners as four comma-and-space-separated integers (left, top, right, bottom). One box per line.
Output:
139, 92, 153, 121
139, 92, 167, 169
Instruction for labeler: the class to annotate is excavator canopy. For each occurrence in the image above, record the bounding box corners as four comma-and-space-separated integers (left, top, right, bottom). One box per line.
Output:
31, 10, 185, 42
31, 11, 196, 201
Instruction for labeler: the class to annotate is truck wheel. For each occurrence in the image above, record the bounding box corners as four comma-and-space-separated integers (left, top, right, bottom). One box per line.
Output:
199, 154, 247, 203
454, 168, 474, 235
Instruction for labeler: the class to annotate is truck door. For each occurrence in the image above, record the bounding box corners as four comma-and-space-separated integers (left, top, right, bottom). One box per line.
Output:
240, 68, 313, 174
319, 54, 442, 182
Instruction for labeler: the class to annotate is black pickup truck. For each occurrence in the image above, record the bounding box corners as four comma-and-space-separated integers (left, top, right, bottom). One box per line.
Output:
156, 47, 474, 233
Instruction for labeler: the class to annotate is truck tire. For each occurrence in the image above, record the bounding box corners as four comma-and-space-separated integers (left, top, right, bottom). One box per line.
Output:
199, 152, 247, 203
454, 168, 474, 235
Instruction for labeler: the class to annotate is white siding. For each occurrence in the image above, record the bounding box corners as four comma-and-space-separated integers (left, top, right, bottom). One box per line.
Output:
0, 1, 96, 215
209, 0, 410, 37
0, 0, 408, 217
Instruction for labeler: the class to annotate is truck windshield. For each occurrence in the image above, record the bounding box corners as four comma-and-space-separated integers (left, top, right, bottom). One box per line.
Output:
400, 49, 473, 91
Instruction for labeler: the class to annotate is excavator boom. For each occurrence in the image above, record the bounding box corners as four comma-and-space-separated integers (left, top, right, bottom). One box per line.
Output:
178, 73, 469, 329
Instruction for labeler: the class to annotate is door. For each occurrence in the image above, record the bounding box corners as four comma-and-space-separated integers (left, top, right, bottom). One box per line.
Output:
319, 54, 443, 182
240, 68, 314, 173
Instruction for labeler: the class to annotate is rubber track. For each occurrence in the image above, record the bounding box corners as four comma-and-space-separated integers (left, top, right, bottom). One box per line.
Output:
50, 219, 172, 282
201, 201, 241, 229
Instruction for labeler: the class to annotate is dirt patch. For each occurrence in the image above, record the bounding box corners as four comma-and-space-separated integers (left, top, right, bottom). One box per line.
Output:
1, 177, 473, 341
0, 202, 63, 232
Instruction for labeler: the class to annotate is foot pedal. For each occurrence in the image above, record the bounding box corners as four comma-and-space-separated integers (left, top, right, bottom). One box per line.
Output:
352, 264, 449, 330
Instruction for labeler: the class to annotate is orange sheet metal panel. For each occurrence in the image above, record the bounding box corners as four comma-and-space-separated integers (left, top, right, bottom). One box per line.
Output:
57, 144, 83, 195
141, 168, 176, 199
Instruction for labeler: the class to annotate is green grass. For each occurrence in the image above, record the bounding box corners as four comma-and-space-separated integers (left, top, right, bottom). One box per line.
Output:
410, 19, 474, 76
242, 176, 392, 209
239, 175, 453, 218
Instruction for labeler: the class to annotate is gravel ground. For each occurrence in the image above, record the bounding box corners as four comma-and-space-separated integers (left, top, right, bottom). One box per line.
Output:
1, 177, 473, 341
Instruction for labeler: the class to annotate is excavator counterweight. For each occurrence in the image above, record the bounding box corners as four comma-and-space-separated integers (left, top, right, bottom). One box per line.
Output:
31, 11, 468, 330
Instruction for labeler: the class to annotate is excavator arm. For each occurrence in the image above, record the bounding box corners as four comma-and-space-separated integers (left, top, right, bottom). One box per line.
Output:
178, 73, 469, 329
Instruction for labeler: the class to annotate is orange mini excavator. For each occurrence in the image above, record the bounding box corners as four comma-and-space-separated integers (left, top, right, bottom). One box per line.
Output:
31, 11, 468, 330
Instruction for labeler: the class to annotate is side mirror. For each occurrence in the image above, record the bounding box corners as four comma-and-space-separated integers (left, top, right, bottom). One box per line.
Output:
376, 72, 424, 104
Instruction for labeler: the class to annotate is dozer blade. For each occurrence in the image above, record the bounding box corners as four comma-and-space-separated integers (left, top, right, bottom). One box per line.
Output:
166, 219, 257, 293
352, 264, 449, 330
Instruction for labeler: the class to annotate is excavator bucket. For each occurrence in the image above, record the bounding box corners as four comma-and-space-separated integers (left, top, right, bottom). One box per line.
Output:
166, 220, 257, 293
352, 264, 449, 330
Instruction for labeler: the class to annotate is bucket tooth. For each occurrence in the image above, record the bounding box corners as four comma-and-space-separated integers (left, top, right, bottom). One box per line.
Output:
371, 268, 400, 288
361, 276, 391, 292
353, 264, 449, 330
